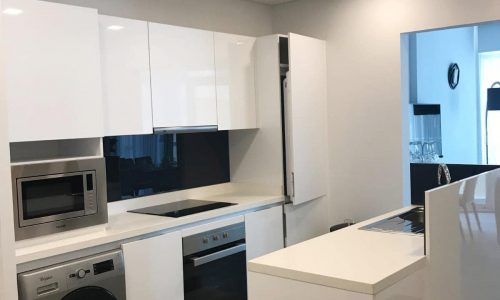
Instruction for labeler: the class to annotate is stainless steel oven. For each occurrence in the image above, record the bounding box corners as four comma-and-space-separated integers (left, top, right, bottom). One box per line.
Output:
183, 222, 247, 300
12, 157, 108, 241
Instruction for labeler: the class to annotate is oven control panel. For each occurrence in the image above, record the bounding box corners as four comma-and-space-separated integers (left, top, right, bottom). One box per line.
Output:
183, 222, 245, 256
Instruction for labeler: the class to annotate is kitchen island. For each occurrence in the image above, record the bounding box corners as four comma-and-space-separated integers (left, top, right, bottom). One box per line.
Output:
248, 207, 426, 299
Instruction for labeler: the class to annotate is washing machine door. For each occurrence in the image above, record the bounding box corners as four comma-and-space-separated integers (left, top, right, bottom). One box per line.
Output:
62, 286, 117, 300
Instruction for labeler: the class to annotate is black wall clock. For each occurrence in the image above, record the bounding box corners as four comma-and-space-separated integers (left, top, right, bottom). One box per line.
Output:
448, 63, 460, 90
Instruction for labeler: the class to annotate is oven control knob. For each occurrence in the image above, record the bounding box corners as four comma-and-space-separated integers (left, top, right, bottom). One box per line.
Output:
212, 235, 219, 241
76, 269, 87, 279
223, 232, 229, 239
202, 237, 209, 244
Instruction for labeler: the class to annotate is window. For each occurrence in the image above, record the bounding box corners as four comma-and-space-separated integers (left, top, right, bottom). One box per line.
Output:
479, 51, 500, 165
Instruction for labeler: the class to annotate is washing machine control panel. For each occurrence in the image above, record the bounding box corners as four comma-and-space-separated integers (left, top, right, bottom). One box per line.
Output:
18, 250, 124, 300
68, 268, 91, 280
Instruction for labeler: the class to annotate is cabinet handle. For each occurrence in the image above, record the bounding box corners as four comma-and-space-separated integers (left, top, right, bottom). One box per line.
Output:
189, 243, 246, 267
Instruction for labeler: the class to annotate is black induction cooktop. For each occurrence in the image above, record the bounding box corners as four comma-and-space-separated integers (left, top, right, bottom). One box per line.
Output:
128, 199, 237, 218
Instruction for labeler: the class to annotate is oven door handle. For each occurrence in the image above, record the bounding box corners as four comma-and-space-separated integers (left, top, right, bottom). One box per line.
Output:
190, 243, 246, 267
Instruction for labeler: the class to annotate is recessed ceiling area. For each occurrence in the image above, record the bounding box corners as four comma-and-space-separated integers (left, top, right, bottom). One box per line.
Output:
247, 0, 296, 5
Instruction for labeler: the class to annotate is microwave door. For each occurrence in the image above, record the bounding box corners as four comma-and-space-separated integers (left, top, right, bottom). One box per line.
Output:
17, 172, 87, 227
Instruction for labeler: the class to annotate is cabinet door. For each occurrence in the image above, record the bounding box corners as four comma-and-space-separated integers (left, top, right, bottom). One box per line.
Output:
3, 0, 103, 142
122, 231, 184, 300
149, 23, 217, 128
214, 33, 257, 130
99, 15, 152, 136
245, 206, 284, 261
286, 33, 328, 205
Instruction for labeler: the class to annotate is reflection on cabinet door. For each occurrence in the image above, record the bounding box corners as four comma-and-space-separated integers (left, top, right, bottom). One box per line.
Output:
214, 33, 257, 130
3, 0, 103, 142
245, 206, 284, 261
285, 33, 328, 205
122, 231, 184, 300
99, 15, 152, 136
149, 23, 217, 128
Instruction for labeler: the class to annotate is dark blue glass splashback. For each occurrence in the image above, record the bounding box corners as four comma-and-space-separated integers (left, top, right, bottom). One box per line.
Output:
103, 131, 230, 202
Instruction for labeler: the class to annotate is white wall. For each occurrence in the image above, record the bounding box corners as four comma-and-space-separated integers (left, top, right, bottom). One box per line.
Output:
0, 0, 18, 297
272, 0, 500, 224
229, 35, 284, 195
413, 27, 479, 164
43, 0, 273, 37
478, 22, 500, 53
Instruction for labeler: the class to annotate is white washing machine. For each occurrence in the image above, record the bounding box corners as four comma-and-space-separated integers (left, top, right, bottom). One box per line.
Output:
18, 250, 126, 300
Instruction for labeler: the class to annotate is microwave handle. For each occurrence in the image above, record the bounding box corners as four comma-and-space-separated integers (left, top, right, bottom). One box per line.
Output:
189, 243, 246, 267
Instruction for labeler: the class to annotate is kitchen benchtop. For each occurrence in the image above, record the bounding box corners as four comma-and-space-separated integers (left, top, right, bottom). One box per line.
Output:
16, 193, 284, 265
248, 206, 426, 295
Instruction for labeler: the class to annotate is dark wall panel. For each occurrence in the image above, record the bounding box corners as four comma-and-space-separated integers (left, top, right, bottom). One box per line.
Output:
410, 163, 499, 205
103, 131, 230, 202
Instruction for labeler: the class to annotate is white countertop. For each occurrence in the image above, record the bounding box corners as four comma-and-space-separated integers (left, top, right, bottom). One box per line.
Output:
248, 206, 426, 295
16, 193, 284, 265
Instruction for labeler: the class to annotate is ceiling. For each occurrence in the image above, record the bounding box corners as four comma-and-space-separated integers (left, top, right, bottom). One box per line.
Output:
247, 0, 296, 5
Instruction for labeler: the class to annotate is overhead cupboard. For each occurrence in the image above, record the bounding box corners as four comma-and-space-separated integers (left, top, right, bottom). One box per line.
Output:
214, 33, 257, 131
148, 23, 218, 131
2, 0, 257, 142
3, 0, 104, 142
113, 21, 258, 134
99, 15, 153, 136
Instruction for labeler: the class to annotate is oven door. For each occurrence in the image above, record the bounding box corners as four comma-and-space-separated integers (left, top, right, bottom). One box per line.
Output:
183, 241, 247, 300
17, 171, 94, 227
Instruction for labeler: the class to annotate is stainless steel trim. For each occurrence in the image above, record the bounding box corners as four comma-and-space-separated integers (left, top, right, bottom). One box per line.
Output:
83, 171, 98, 215
153, 125, 218, 134
190, 244, 246, 267
12, 158, 108, 241
182, 222, 245, 256
16, 171, 92, 228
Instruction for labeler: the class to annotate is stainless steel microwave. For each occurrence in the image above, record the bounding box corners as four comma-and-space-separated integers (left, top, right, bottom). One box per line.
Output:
11, 157, 108, 241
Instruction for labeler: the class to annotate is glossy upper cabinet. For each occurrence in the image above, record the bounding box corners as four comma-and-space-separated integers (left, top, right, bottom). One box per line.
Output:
214, 33, 257, 130
3, 0, 103, 142
149, 23, 217, 129
99, 15, 153, 136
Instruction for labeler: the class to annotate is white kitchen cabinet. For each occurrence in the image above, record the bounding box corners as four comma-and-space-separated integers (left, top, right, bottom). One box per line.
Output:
99, 15, 152, 136
122, 231, 184, 300
284, 33, 328, 205
149, 23, 217, 129
248, 268, 425, 300
214, 33, 257, 130
3, 0, 103, 142
245, 206, 284, 261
